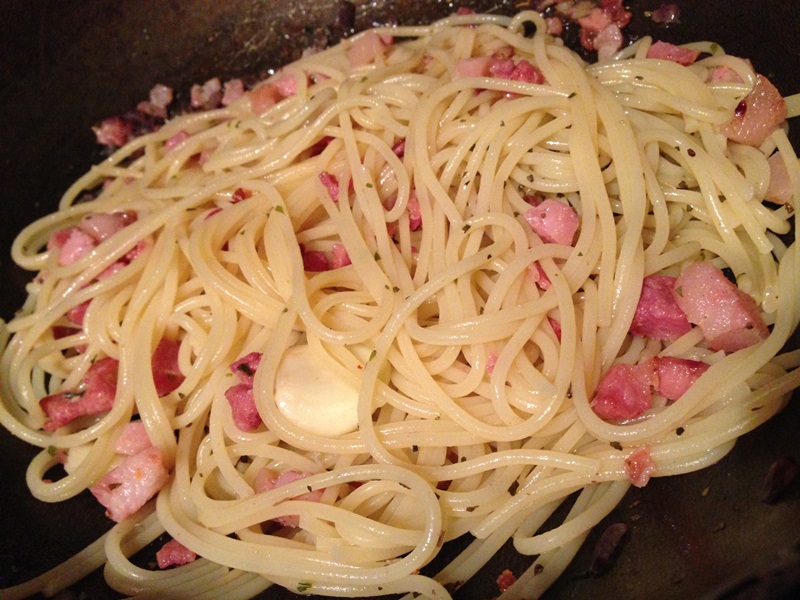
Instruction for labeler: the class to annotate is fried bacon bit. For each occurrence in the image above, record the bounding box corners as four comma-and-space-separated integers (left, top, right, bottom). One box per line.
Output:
763, 456, 800, 504
115, 420, 152, 456
673, 262, 769, 352
590, 362, 658, 422
302, 250, 331, 272
90, 446, 170, 522
650, 3, 681, 24
523, 199, 580, 246
319, 171, 340, 202
766, 152, 794, 205
136, 83, 174, 119
40, 357, 119, 431
93, 117, 135, 147
225, 352, 263, 432
191, 77, 223, 110
630, 275, 692, 341
720, 75, 787, 148
646, 40, 700, 66
347, 30, 393, 67
151, 337, 185, 397
253, 469, 325, 528
156, 538, 198, 569
589, 522, 629, 576
496, 568, 517, 593
624, 446, 656, 488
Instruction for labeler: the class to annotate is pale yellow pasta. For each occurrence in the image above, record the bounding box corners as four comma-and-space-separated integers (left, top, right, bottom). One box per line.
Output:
1, 10, 799, 600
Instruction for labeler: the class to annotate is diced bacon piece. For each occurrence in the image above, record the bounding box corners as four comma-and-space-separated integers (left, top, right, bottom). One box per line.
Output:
221, 78, 245, 106
137, 84, 174, 119
455, 57, 491, 79
229, 352, 262, 386
302, 250, 331, 272
40, 357, 119, 431
165, 130, 190, 151
486, 351, 499, 374
646, 41, 700, 66
53, 325, 81, 340
274, 74, 300, 98
66, 300, 90, 325
600, 0, 632, 26
190, 77, 223, 110
247, 83, 282, 115
156, 539, 197, 569
590, 362, 657, 422
766, 152, 794, 205
231, 188, 253, 203
97, 261, 126, 280
593, 24, 624, 60
523, 199, 579, 246
151, 338, 185, 397
630, 275, 692, 341
488, 57, 515, 79
651, 3, 681, 25
331, 243, 352, 269
720, 75, 787, 147
347, 30, 392, 67
78, 212, 130, 243
115, 421, 152, 456
93, 116, 135, 147
496, 568, 517, 593
224, 384, 262, 431
407, 194, 422, 231
673, 262, 769, 352
624, 446, 655, 488
319, 171, 340, 202
545, 16, 563, 36
90, 446, 170, 522
124, 239, 147, 263
578, 0, 631, 52
548, 317, 562, 341
50, 227, 96, 266
253, 468, 325, 528
456, 6, 475, 15
392, 139, 406, 157
652, 356, 710, 402
528, 262, 552, 290
709, 66, 743, 84
149, 84, 174, 110
507, 59, 545, 84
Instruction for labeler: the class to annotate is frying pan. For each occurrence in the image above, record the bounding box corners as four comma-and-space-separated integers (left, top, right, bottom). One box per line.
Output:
1, 1, 798, 598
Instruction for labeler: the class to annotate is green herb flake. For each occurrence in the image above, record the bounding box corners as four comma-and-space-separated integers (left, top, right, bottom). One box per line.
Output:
274, 205, 285, 214
47, 445, 57, 457
392, 286, 400, 293
373, 251, 381, 261
462, 224, 471, 233
568, 92, 577, 99
366, 182, 373, 188
296, 581, 313, 593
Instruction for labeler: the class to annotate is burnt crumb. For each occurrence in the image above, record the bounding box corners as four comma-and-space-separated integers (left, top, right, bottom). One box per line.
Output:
588, 522, 629, 576
508, 480, 520, 496
763, 456, 800, 504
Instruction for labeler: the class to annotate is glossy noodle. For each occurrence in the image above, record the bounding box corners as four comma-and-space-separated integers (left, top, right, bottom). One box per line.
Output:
1, 10, 799, 600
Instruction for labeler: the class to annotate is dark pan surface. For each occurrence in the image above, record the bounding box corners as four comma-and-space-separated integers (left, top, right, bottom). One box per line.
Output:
1, 1, 798, 598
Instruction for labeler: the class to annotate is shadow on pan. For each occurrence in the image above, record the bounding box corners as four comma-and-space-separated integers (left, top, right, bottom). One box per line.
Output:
0, 1, 798, 598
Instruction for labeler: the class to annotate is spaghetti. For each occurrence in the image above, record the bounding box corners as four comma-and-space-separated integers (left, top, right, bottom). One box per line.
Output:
1, 10, 799, 599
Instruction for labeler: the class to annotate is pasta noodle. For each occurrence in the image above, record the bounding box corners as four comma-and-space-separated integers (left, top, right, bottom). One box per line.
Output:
2, 10, 799, 599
